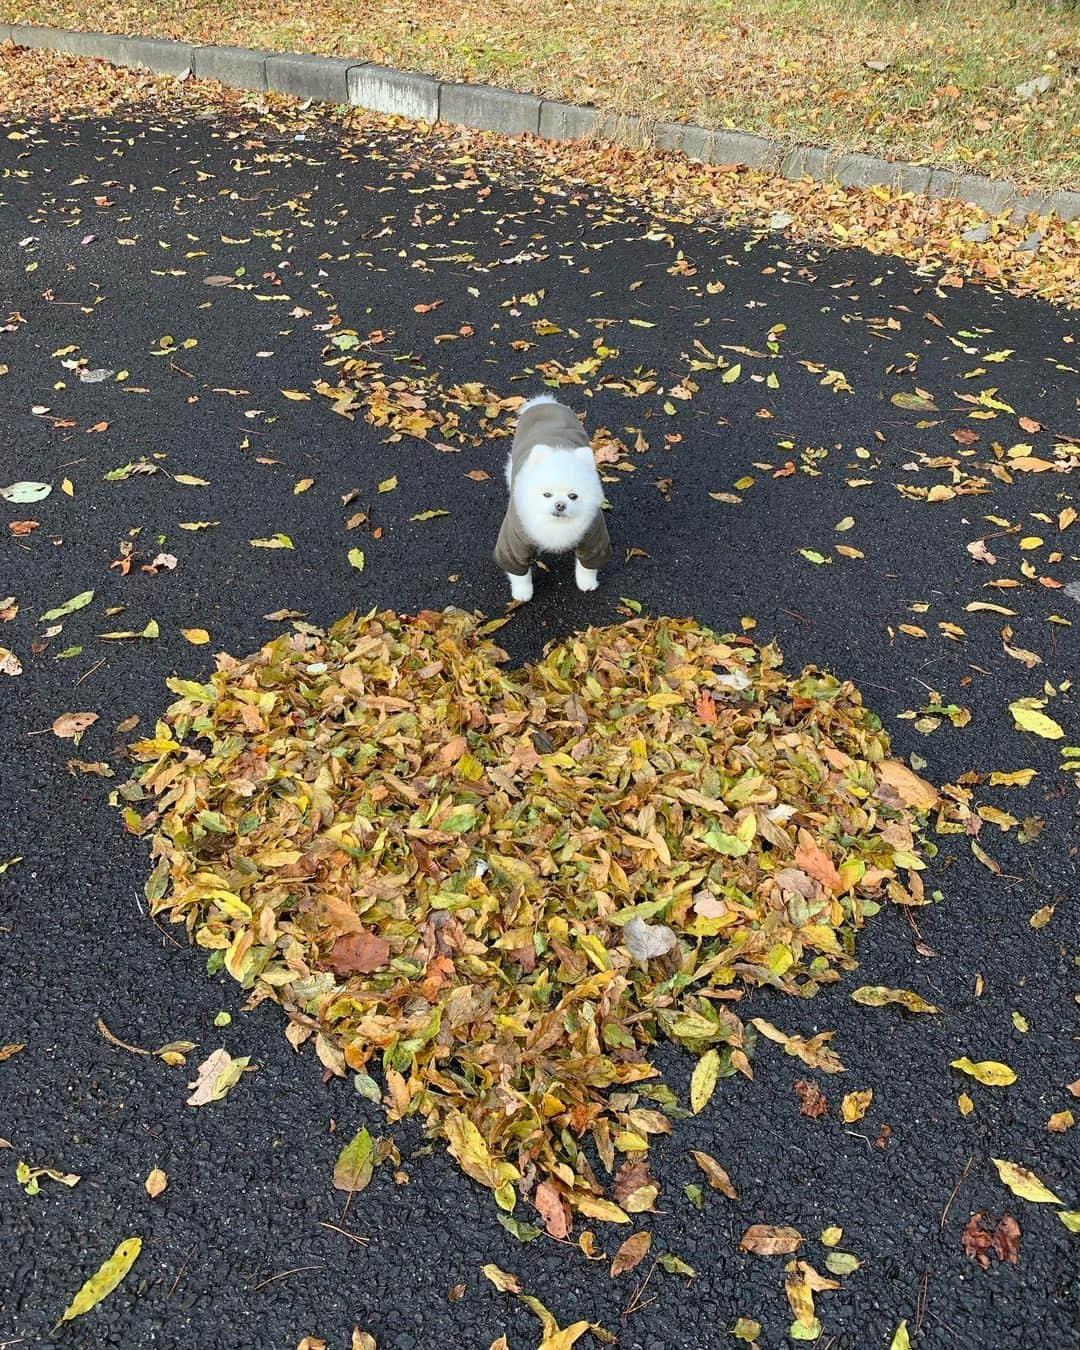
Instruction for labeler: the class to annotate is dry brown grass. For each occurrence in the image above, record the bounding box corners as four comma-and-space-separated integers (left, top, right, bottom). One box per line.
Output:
3, 0, 1078, 188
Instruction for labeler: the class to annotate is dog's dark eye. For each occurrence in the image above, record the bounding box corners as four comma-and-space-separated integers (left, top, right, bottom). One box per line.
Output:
568, 493, 578, 501
543, 491, 552, 498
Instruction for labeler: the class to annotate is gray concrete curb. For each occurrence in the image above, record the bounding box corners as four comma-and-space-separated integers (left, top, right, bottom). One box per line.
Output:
5, 24, 1078, 222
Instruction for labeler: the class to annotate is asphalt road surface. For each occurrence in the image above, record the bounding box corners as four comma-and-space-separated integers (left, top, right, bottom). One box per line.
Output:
0, 96, 1077, 1350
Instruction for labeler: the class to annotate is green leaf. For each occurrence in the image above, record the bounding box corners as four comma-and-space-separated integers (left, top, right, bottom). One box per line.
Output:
497, 1212, 542, 1242
890, 391, 938, 412
799, 549, 831, 565
721, 363, 741, 383
249, 534, 294, 549
1, 480, 51, 503
850, 986, 939, 1014
348, 548, 366, 571
40, 590, 94, 622
1058, 1211, 1080, 1232
824, 1251, 861, 1275
409, 509, 450, 522
333, 1127, 375, 1193
657, 1252, 695, 1277
890, 1320, 911, 1350
58, 1237, 141, 1326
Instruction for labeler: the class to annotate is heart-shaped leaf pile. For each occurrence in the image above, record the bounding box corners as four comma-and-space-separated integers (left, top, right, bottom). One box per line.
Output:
121, 609, 932, 1223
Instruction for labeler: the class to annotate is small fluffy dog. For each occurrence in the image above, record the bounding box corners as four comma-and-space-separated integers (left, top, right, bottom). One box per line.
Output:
494, 394, 609, 603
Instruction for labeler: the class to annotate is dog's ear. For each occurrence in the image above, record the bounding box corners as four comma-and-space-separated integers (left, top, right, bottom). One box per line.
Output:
527, 444, 552, 465
573, 444, 597, 465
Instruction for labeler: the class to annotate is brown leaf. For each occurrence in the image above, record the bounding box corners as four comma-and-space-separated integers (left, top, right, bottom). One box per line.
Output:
739, 1224, 802, 1256
690, 1150, 738, 1199
963, 1212, 1020, 1269
610, 1230, 651, 1277
794, 832, 842, 892
52, 711, 99, 739
794, 1079, 828, 1118
613, 1158, 652, 1207
534, 1180, 571, 1239
877, 760, 940, 811
327, 930, 391, 976
1018, 416, 1041, 433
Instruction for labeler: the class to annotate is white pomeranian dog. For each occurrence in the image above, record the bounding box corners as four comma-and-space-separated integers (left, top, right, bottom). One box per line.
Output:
494, 394, 610, 603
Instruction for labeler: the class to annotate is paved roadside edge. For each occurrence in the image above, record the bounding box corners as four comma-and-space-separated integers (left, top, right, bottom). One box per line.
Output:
5, 23, 1078, 222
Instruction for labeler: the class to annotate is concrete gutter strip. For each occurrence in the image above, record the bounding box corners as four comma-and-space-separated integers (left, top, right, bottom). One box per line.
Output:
5, 25, 1078, 222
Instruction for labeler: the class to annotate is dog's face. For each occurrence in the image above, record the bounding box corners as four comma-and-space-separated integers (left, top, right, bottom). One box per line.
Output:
515, 445, 604, 525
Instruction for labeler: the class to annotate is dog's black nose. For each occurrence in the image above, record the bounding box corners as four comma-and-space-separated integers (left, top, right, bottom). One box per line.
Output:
554, 500, 566, 514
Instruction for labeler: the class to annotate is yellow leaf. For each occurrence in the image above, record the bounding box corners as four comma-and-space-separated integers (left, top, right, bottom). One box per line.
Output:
377, 476, 398, 493
890, 1321, 911, 1350
958, 1093, 974, 1116
173, 473, 210, 486
1018, 537, 1043, 550
733, 475, 754, 490
690, 1048, 720, 1114
1009, 702, 1064, 739
575, 1195, 630, 1224
481, 1264, 521, 1293
820, 1227, 842, 1248
281, 389, 311, 400
62, 477, 74, 497
835, 545, 864, 559
951, 1057, 1017, 1086
181, 628, 210, 645
991, 1158, 1062, 1204
348, 548, 366, 571
59, 1237, 142, 1325
841, 1088, 873, 1123
988, 769, 1037, 787
834, 516, 855, 531
294, 477, 314, 493
1058, 1212, 1080, 1232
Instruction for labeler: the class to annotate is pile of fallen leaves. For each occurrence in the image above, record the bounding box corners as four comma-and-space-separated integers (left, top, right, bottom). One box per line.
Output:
121, 610, 935, 1222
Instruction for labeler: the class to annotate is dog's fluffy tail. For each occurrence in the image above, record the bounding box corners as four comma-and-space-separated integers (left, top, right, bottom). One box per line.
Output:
518, 392, 559, 417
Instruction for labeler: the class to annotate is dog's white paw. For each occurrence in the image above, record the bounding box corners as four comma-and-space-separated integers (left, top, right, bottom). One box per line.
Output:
575, 560, 599, 592
509, 569, 534, 603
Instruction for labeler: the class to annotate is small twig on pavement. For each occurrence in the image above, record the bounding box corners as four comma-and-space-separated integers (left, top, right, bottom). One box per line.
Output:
318, 1221, 370, 1247
253, 1264, 324, 1293
914, 1268, 929, 1337
623, 1258, 659, 1318
73, 656, 106, 687
97, 1015, 150, 1056
168, 1245, 197, 1298
940, 1157, 973, 1234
